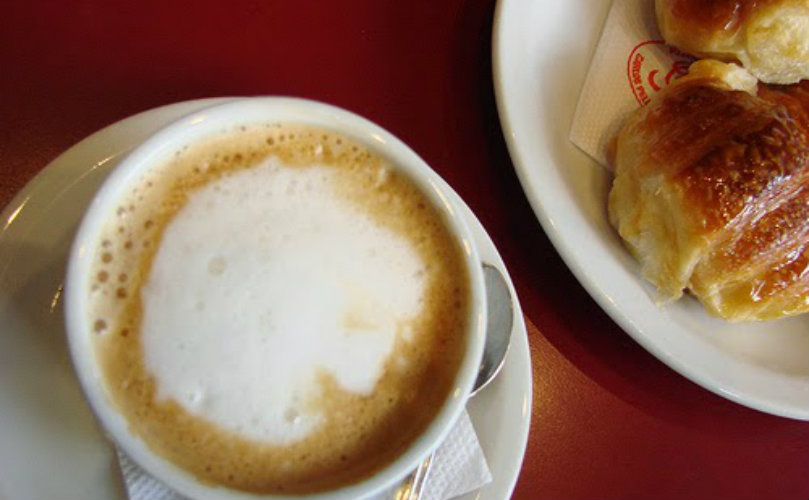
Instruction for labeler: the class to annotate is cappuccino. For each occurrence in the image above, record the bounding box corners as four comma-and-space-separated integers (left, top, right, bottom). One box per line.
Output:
86, 124, 470, 494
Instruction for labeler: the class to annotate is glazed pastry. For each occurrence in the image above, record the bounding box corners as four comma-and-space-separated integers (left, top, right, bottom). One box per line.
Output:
608, 60, 809, 321
656, 0, 809, 84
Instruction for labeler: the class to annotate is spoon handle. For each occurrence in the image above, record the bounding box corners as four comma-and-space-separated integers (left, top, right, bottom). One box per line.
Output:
399, 453, 433, 500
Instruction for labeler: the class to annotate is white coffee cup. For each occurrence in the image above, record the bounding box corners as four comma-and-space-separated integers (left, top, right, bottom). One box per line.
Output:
64, 97, 486, 500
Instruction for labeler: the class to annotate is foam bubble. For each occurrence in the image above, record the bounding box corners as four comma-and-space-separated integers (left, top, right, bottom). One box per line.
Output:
93, 319, 107, 334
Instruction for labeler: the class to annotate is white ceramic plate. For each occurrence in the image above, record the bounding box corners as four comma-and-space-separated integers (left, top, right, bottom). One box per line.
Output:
0, 99, 531, 499
492, 0, 809, 419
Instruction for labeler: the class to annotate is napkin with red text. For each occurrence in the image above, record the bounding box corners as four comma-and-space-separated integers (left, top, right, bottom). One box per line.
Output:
115, 409, 491, 500
570, 0, 695, 168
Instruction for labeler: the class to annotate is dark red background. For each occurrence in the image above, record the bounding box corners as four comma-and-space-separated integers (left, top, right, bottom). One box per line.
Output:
1, 1, 808, 498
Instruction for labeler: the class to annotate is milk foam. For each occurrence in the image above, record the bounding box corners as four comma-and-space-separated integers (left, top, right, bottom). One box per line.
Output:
141, 158, 426, 444
89, 125, 471, 493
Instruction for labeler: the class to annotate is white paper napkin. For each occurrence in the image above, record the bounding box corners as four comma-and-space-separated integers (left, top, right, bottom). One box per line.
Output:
570, 0, 696, 168
115, 409, 491, 500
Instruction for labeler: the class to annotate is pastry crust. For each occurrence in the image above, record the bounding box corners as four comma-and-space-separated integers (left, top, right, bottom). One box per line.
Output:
608, 60, 809, 321
656, 0, 809, 84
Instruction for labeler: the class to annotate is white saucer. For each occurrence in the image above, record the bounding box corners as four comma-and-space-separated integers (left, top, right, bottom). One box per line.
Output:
0, 99, 532, 500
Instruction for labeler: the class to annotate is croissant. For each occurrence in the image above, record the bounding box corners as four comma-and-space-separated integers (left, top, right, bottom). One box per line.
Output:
655, 0, 809, 84
608, 60, 809, 321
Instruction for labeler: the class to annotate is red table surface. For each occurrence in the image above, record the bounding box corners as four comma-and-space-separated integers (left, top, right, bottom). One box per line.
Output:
1, 1, 808, 499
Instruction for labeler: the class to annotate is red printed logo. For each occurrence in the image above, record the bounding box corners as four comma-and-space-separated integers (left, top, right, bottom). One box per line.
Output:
627, 41, 694, 106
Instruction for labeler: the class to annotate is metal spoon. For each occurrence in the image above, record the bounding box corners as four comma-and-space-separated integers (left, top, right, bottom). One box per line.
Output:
394, 262, 514, 500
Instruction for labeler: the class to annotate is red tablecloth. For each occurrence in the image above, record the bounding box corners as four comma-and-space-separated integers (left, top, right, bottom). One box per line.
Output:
1, 1, 808, 498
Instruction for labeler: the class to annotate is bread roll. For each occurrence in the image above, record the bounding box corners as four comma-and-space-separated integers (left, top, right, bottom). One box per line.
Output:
656, 0, 809, 84
608, 60, 809, 321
